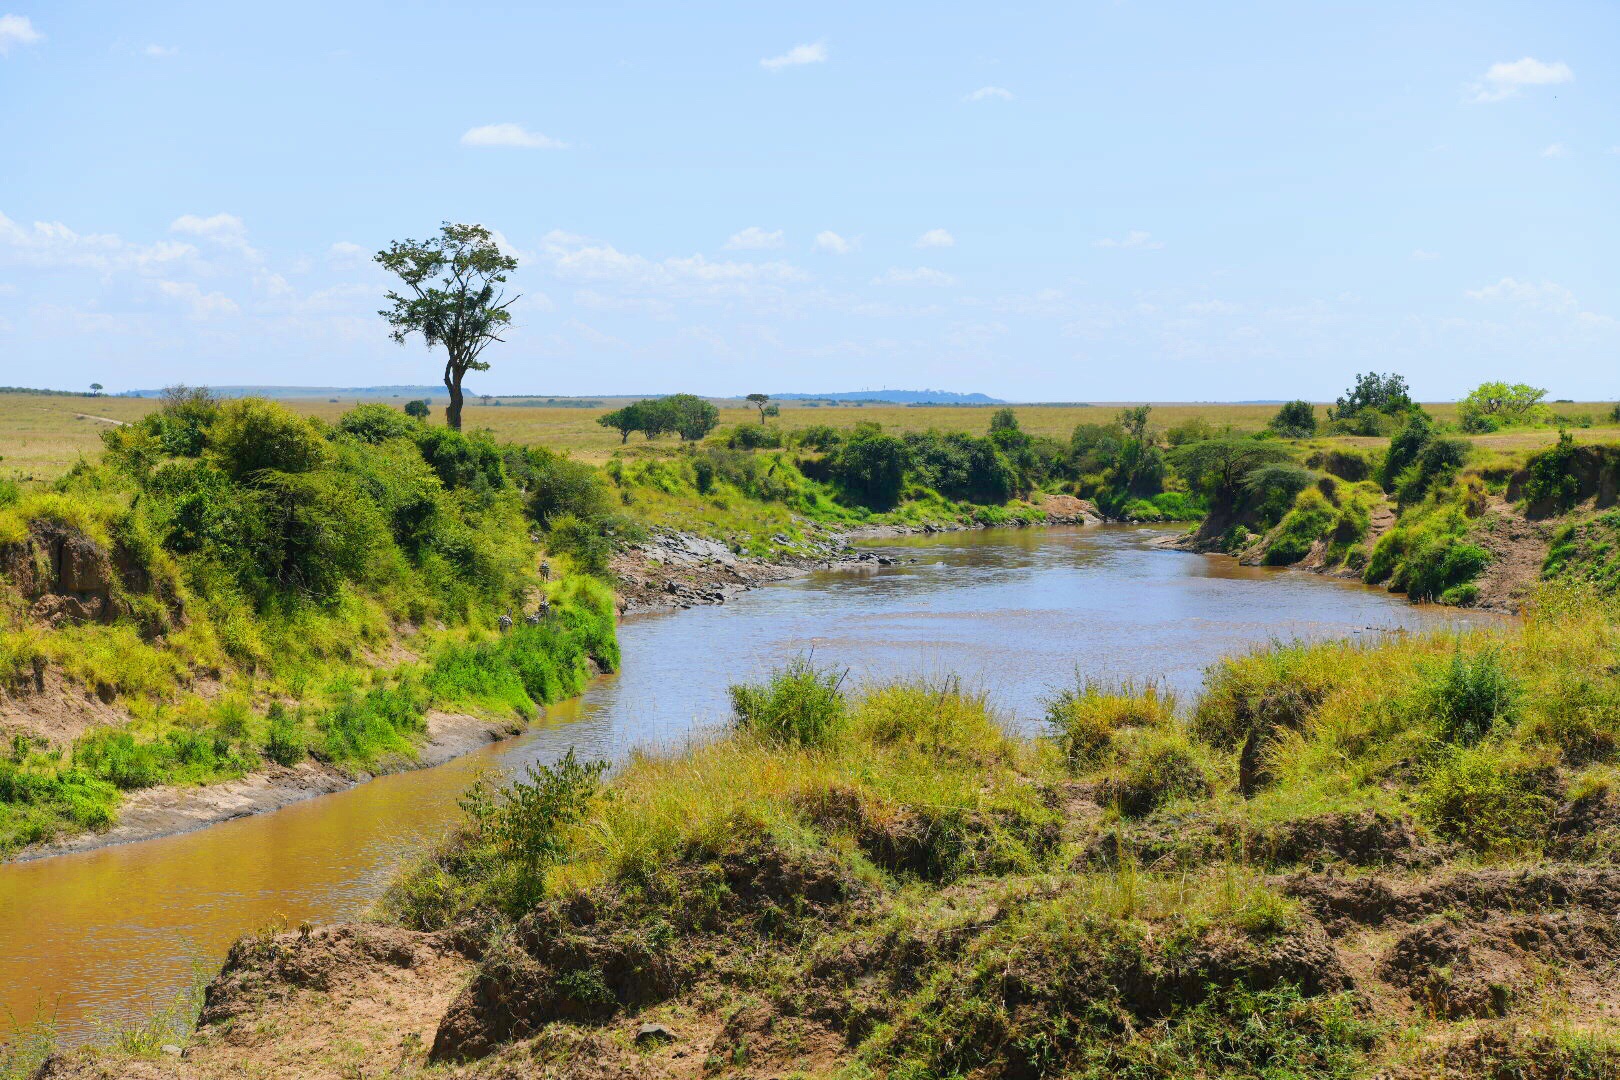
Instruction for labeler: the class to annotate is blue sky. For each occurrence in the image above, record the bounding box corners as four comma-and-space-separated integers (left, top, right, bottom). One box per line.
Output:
1, 1, 1616, 400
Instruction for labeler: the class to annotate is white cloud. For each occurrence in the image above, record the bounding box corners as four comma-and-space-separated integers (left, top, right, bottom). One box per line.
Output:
144, 43, 178, 58
1466, 277, 1579, 312
813, 230, 854, 254
0, 211, 196, 273
964, 86, 1013, 102
915, 228, 955, 249
1542, 142, 1567, 158
0, 14, 42, 55
1411, 249, 1441, 261
872, 266, 957, 287
327, 240, 368, 266
540, 233, 808, 305
1093, 230, 1164, 250
761, 40, 826, 71
157, 280, 238, 319
460, 123, 567, 149
724, 226, 784, 251
170, 211, 259, 260
1467, 57, 1573, 103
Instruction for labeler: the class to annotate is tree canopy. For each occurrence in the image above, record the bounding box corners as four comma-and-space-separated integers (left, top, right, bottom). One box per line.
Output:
375, 222, 518, 431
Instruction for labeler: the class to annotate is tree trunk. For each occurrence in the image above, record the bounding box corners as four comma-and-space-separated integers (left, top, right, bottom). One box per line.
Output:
444, 365, 464, 431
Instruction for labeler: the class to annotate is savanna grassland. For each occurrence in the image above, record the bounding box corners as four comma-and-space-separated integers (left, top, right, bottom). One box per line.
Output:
6, 390, 1618, 482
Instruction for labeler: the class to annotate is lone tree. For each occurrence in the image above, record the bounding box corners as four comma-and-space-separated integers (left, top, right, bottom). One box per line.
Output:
746, 393, 772, 423
375, 223, 518, 431
89, 382, 103, 397
404, 399, 431, 420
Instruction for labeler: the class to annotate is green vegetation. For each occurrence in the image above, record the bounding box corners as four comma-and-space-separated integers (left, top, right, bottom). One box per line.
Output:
364, 582, 1620, 1077
0, 390, 620, 853
596, 394, 721, 443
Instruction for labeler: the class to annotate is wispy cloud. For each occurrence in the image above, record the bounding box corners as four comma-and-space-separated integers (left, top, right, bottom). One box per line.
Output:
1411, 249, 1441, 261
963, 86, 1013, 102
1542, 142, 1568, 158
143, 43, 178, 58
0, 13, 42, 54
724, 226, 784, 251
460, 123, 567, 149
761, 40, 826, 71
157, 280, 238, 319
872, 266, 957, 287
813, 230, 854, 254
1093, 230, 1164, 250
1467, 57, 1573, 104
915, 228, 955, 248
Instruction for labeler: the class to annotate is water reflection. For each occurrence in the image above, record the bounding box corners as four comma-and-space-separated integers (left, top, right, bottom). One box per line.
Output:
0, 526, 1503, 1045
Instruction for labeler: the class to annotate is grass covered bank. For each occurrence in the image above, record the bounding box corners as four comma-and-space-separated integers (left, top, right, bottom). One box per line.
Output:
0, 392, 622, 856
47, 581, 1620, 1079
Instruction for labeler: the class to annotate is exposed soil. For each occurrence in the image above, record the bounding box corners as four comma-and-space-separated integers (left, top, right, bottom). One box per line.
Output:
33, 784, 1620, 1079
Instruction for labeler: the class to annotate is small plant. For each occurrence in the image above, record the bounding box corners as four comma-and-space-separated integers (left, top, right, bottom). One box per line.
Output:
1421, 644, 1520, 745
263, 703, 306, 766
1044, 678, 1174, 772
729, 657, 848, 748
1417, 745, 1555, 851
1102, 731, 1211, 817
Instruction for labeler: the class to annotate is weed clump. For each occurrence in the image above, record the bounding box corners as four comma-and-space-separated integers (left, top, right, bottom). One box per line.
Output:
1417, 744, 1557, 852
729, 657, 848, 747
1101, 731, 1212, 817
1044, 678, 1174, 771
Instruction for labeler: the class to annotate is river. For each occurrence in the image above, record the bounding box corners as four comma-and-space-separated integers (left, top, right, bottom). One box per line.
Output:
0, 525, 1504, 1047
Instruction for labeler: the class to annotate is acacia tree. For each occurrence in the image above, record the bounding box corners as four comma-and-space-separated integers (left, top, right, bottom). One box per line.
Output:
746, 393, 772, 423
375, 223, 518, 431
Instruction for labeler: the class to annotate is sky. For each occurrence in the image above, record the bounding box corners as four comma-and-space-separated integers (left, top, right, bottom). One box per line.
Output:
1, 1, 1616, 401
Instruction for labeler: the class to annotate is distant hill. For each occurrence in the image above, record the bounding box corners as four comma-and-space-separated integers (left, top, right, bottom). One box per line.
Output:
120, 385, 461, 400
773, 389, 1003, 405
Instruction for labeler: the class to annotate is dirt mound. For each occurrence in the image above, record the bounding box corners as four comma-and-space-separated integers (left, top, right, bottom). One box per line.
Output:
1284, 865, 1620, 932
1387, 1026, 1620, 1079
200, 923, 432, 1025
431, 832, 865, 1062
1551, 788, 1620, 861
1258, 809, 1438, 869
1382, 910, 1620, 1018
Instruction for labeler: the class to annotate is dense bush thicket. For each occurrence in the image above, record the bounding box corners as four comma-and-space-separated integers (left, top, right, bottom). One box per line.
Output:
0, 392, 623, 852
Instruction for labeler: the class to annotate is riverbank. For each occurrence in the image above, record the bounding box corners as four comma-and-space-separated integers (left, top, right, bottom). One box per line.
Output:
613, 493, 1101, 614
9, 710, 528, 862
30, 582, 1620, 1080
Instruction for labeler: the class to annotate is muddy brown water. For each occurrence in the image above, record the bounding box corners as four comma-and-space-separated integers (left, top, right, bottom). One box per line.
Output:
0, 526, 1505, 1047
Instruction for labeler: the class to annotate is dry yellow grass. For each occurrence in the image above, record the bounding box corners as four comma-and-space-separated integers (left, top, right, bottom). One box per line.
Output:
4, 390, 1616, 483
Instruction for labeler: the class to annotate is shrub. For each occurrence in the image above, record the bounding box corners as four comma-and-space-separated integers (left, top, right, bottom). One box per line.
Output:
509, 447, 613, 527
726, 424, 782, 450
1306, 447, 1374, 482
337, 403, 419, 444
1268, 399, 1318, 438
1265, 487, 1336, 565
793, 424, 843, 452
1523, 431, 1581, 512
830, 430, 909, 510
545, 512, 617, 576
1102, 731, 1211, 817
263, 703, 307, 765
459, 748, 608, 914
1417, 645, 1520, 745
1417, 745, 1555, 851
729, 657, 848, 747
1045, 679, 1175, 772
1377, 412, 1433, 491
1241, 464, 1318, 528
210, 398, 327, 479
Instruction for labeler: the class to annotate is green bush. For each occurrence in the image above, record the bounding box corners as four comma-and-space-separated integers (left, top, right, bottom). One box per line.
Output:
1524, 431, 1581, 512
546, 512, 616, 576
337, 403, 420, 444
1268, 399, 1318, 438
210, 398, 328, 479
264, 703, 307, 765
1102, 731, 1211, 817
1418, 645, 1520, 745
1417, 745, 1555, 851
729, 657, 848, 747
1265, 487, 1336, 565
